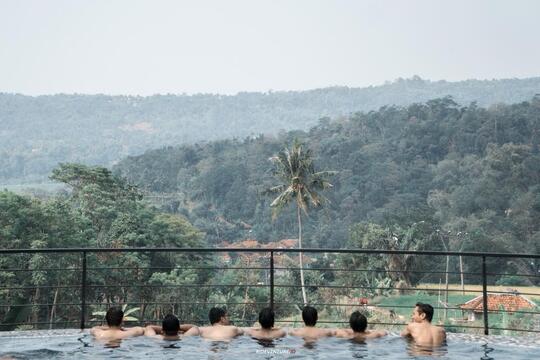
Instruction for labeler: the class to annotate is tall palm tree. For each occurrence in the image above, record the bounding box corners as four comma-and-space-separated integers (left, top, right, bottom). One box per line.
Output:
268, 140, 335, 305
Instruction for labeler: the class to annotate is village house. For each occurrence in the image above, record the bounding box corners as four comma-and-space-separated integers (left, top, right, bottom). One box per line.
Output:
460, 293, 536, 321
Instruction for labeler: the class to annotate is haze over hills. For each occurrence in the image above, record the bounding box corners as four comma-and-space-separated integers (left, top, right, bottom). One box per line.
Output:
1, 76, 540, 184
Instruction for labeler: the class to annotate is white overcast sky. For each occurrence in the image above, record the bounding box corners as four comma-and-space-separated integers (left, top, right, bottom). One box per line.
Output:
1, 0, 539, 95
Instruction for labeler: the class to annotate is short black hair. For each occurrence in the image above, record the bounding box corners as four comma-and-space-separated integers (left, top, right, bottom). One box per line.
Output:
302, 306, 318, 326
258, 307, 275, 329
416, 302, 434, 322
209, 307, 227, 325
105, 307, 124, 327
349, 311, 367, 332
162, 314, 180, 336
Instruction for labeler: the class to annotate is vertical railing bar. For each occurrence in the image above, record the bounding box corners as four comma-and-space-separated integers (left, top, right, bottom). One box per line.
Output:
482, 255, 489, 335
80, 251, 87, 331
270, 250, 274, 310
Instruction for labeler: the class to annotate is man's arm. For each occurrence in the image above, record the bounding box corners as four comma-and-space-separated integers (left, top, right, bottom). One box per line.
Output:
400, 324, 412, 337
326, 328, 336, 337
289, 329, 302, 336
144, 325, 159, 337
124, 326, 145, 337
334, 329, 352, 338
184, 326, 200, 336
180, 324, 196, 333
368, 330, 388, 338
235, 326, 244, 336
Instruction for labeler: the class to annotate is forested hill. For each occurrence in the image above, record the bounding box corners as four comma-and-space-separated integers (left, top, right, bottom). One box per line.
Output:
2, 76, 540, 184
114, 96, 540, 257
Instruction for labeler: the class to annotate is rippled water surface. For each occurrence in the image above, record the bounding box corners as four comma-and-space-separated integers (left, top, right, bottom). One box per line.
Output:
0, 330, 539, 359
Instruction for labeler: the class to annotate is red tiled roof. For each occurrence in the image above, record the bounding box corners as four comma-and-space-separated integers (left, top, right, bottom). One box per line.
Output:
460, 294, 536, 313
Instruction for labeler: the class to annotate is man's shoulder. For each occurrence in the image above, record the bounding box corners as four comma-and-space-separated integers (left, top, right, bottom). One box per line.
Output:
433, 325, 446, 334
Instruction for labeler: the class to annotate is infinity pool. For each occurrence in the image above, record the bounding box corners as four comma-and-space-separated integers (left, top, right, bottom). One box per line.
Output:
0, 330, 539, 359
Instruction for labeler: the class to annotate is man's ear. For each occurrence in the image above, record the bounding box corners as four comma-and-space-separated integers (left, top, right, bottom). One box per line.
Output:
419, 312, 426, 320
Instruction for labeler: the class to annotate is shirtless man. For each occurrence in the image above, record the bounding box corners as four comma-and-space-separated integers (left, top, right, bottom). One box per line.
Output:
335, 311, 387, 340
90, 307, 144, 341
144, 314, 199, 340
401, 302, 446, 346
197, 307, 243, 341
289, 306, 334, 340
244, 307, 286, 340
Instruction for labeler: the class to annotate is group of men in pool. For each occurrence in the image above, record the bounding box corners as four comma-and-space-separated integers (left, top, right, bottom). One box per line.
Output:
90, 302, 446, 347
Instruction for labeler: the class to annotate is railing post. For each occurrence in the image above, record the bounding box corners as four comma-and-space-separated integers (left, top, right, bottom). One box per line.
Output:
270, 250, 274, 310
80, 251, 87, 331
482, 255, 489, 335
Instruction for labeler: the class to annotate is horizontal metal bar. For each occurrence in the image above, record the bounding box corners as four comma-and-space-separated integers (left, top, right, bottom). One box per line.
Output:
0, 268, 81, 272
86, 266, 269, 271
84, 284, 269, 289
272, 284, 486, 293
485, 272, 540, 278
0, 247, 539, 259
3, 301, 535, 316
2, 265, 537, 279
2, 284, 535, 297
0, 303, 81, 307
0, 285, 81, 290
273, 284, 540, 296
276, 267, 482, 276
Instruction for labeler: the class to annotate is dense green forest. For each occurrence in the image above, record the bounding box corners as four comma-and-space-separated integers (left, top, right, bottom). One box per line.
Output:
1, 97, 539, 332
2, 76, 540, 184
113, 96, 540, 277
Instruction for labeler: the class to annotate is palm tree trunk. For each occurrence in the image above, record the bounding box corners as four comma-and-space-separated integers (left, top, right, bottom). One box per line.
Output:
297, 207, 308, 305
459, 256, 465, 295
49, 288, 58, 330
444, 255, 449, 321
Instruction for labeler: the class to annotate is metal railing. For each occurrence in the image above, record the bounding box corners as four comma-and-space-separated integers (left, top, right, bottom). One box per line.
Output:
0, 248, 539, 335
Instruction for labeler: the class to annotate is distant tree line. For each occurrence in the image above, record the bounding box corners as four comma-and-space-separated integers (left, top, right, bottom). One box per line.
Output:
1, 76, 540, 183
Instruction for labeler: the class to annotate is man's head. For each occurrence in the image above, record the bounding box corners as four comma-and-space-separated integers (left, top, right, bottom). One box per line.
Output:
258, 307, 275, 330
105, 307, 124, 327
209, 307, 229, 325
162, 314, 180, 336
413, 302, 434, 323
349, 311, 367, 333
302, 306, 318, 327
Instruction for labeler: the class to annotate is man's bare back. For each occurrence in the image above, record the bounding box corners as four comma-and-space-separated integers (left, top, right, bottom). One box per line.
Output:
90, 326, 144, 341
198, 324, 243, 341
289, 326, 334, 340
401, 303, 446, 346
245, 327, 286, 340
90, 308, 144, 342
290, 306, 334, 340
335, 311, 387, 341
335, 328, 386, 340
402, 322, 446, 346
199, 307, 243, 341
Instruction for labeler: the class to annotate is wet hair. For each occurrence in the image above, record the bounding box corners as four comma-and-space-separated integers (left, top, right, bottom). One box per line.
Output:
258, 307, 275, 330
416, 302, 434, 322
105, 307, 124, 327
162, 314, 180, 336
209, 307, 227, 325
349, 311, 367, 332
302, 306, 318, 326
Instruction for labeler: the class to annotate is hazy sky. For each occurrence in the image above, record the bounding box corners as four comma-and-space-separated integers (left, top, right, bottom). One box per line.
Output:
1, 0, 539, 95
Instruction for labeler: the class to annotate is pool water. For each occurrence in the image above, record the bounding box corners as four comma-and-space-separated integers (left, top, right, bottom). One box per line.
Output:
0, 330, 539, 359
